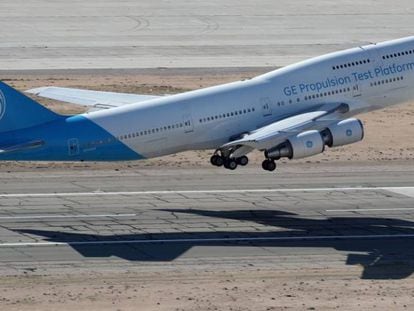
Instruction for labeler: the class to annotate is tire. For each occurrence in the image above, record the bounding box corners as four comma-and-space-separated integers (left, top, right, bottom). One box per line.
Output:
210, 155, 218, 166
237, 156, 249, 166
224, 159, 238, 170
262, 159, 276, 171
215, 156, 224, 167
267, 160, 276, 171
210, 155, 223, 167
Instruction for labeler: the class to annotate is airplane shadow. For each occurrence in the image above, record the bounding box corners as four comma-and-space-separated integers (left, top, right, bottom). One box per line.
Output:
17, 209, 414, 280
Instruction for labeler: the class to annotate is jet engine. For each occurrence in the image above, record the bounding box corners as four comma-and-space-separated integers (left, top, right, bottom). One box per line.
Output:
264, 118, 364, 160
321, 118, 364, 147
265, 130, 325, 160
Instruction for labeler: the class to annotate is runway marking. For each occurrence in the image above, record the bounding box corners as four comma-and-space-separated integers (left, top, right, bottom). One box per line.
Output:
0, 186, 413, 198
326, 208, 414, 212
2, 233, 414, 247
387, 187, 414, 198
0, 213, 136, 220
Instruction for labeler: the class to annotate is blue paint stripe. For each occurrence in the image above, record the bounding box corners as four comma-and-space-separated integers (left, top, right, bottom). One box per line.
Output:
0, 115, 144, 161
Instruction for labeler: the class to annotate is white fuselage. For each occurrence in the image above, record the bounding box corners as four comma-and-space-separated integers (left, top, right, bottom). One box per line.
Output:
85, 37, 414, 159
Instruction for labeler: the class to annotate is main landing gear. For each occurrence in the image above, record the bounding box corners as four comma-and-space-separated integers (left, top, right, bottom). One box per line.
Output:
210, 151, 277, 172
210, 154, 249, 170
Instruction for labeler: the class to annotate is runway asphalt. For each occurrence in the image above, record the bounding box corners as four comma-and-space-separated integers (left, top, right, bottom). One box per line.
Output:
0, 162, 413, 280
2, 0, 414, 70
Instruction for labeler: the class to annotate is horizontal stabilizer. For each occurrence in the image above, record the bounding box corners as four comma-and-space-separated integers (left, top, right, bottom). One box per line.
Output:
26, 86, 162, 110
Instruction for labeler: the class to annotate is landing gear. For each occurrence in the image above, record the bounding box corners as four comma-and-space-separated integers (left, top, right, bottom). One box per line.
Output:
262, 159, 276, 171
210, 151, 249, 170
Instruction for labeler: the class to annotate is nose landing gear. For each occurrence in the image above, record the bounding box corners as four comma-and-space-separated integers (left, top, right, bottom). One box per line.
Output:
262, 159, 276, 171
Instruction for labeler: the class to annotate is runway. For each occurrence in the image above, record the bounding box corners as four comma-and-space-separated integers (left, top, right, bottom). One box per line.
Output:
0, 163, 413, 280
2, 0, 414, 70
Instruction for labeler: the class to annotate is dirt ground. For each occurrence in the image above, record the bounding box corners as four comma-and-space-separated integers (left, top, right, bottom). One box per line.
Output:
1, 267, 413, 311
0, 68, 413, 172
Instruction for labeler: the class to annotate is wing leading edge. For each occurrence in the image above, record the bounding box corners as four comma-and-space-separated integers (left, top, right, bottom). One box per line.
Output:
222, 104, 350, 157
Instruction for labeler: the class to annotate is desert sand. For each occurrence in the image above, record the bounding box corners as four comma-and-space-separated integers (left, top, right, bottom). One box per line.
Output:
1, 267, 413, 311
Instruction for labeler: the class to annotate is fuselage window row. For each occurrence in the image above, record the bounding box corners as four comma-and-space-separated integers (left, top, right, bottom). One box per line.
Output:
382, 50, 414, 59
117, 121, 189, 141
303, 87, 352, 101
199, 107, 256, 123
332, 59, 370, 71
370, 76, 404, 87
117, 106, 258, 141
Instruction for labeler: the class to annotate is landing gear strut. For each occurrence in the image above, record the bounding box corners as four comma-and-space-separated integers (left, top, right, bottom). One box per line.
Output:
262, 159, 276, 171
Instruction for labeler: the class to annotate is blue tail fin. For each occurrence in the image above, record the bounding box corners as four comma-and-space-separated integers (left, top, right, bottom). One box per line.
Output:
0, 81, 61, 133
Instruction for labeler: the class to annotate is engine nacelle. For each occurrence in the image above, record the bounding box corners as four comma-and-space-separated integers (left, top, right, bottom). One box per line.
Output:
265, 130, 325, 160
321, 118, 364, 147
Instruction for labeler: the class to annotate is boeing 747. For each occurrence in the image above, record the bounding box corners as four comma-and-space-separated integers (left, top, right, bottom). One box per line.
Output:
0, 37, 413, 171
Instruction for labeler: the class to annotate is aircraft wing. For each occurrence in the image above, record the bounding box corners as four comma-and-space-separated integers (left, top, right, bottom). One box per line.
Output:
222, 106, 347, 155
26, 86, 161, 110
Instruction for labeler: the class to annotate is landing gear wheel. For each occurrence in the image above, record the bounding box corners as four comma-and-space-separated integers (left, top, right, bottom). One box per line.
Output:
262, 159, 276, 171
210, 155, 224, 167
237, 156, 249, 166
224, 158, 238, 170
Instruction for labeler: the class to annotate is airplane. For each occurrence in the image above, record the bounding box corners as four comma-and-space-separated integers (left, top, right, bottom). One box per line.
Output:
0, 36, 413, 171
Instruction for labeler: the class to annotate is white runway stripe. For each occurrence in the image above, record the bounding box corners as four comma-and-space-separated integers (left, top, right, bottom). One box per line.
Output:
0, 186, 412, 198
2, 233, 414, 247
326, 207, 414, 212
0, 213, 136, 220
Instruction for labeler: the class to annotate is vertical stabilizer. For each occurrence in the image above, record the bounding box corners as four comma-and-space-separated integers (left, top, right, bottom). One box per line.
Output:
0, 81, 61, 133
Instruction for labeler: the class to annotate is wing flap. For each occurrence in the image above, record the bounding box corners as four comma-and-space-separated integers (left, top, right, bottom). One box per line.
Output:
26, 86, 161, 110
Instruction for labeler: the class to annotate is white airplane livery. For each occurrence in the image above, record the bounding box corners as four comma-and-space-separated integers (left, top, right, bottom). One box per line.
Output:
0, 36, 413, 171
